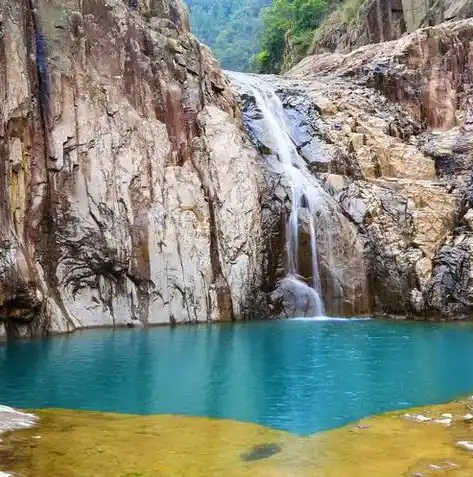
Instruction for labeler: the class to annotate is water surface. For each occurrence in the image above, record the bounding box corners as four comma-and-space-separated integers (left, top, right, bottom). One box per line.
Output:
1, 319, 473, 434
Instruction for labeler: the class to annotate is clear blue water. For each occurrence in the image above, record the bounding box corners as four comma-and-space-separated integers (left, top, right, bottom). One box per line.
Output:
1, 319, 473, 435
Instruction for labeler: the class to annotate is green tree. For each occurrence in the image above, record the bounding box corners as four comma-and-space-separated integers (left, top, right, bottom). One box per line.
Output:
252, 0, 328, 73
185, 0, 271, 71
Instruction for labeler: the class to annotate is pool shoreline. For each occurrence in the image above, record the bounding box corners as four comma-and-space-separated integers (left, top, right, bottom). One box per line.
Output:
3, 312, 473, 346
5, 395, 473, 476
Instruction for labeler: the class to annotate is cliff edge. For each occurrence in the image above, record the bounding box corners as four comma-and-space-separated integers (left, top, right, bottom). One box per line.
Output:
0, 0, 267, 339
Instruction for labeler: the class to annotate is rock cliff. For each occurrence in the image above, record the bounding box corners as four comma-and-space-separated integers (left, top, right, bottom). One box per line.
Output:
0, 0, 267, 339
279, 19, 473, 318
309, 0, 473, 56
3, 0, 473, 335
282, 0, 473, 70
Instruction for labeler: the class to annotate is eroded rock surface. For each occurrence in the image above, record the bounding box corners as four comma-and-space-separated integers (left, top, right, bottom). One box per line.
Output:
286, 20, 473, 318
0, 0, 268, 338
231, 19, 473, 319
309, 0, 473, 59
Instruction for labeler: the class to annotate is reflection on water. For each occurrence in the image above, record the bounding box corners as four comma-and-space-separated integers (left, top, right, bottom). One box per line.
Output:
2, 320, 473, 434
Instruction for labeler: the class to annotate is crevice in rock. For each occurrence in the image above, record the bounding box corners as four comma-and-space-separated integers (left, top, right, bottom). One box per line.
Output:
26, 0, 49, 130
191, 129, 235, 322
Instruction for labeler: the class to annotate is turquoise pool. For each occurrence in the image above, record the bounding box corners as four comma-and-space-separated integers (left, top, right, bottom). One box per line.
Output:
1, 319, 473, 434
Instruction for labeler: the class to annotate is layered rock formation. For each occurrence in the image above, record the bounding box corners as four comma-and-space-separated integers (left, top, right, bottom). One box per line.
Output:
308, 0, 473, 58
279, 19, 473, 318
0, 0, 268, 339
231, 77, 370, 317
3, 0, 473, 335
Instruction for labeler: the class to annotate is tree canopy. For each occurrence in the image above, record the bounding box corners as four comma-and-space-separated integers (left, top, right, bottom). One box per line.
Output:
185, 0, 271, 72
185, 0, 330, 73
252, 0, 328, 73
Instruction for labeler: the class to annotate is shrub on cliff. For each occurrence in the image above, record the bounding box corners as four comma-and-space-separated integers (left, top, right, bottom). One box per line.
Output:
252, 0, 328, 73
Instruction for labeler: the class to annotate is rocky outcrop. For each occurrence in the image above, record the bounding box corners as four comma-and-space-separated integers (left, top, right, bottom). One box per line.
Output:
305, 0, 473, 61
0, 0, 268, 339
282, 19, 473, 318
225, 18, 473, 319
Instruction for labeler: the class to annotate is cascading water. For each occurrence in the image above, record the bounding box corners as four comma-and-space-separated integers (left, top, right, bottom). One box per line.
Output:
227, 72, 327, 317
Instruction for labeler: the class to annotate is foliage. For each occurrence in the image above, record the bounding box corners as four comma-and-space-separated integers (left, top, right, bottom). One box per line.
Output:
307, 0, 365, 56
340, 0, 365, 22
185, 0, 362, 74
251, 0, 328, 73
185, 0, 271, 72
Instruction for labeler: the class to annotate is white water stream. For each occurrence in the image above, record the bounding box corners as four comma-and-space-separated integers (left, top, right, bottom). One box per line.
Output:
228, 72, 328, 316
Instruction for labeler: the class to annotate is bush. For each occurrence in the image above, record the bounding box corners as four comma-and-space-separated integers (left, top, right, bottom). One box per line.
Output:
253, 0, 328, 73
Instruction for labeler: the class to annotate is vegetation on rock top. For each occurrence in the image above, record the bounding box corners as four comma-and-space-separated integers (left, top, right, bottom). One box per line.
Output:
251, 0, 329, 73
186, 0, 473, 74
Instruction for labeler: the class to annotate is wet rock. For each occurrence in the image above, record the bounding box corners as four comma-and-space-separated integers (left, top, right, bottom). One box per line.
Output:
463, 413, 473, 423
403, 413, 432, 423
0, 406, 37, 434
270, 277, 323, 318
127, 320, 144, 328
464, 210, 473, 230
433, 417, 452, 425
457, 440, 473, 451
427, 461, 459, 471
425, 245, 473, 319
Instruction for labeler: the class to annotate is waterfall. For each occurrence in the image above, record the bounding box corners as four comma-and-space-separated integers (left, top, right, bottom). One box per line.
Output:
227, 72, 327, 317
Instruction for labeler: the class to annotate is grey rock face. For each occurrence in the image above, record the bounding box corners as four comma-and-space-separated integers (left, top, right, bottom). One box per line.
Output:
231, 20, 473, 319
0, 0, 268, 338
285, 20, 473, 319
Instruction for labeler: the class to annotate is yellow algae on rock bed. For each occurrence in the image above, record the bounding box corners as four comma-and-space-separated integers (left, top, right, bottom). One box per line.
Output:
4, 400, 473, 476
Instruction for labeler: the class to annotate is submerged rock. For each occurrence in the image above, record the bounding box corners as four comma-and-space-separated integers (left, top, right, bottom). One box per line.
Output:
240, 443, 282, 461
433, 417, 452, 426
463, 413, 473, 423
403, 413, 432, 423
456, 440, 473, 451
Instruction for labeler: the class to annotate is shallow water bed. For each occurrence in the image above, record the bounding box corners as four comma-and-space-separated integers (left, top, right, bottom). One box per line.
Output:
5, 399, 473, 477
2, 320, 473, 434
